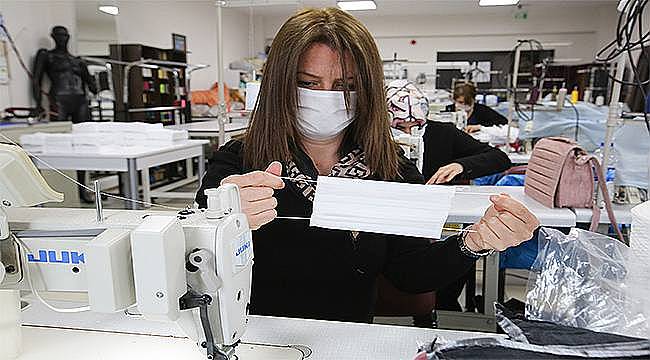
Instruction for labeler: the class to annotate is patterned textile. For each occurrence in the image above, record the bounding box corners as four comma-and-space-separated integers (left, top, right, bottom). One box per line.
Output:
386, 79, 429, 130
286, 148, 371, 202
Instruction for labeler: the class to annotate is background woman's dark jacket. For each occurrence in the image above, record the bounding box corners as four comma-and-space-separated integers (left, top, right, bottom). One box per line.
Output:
422, 121, 512, 182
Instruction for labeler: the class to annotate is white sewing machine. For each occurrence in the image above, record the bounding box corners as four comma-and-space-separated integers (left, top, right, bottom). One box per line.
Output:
0, 143, 253, 360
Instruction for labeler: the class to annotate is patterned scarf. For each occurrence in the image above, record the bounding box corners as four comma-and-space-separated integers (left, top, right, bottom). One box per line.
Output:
286, 148, 371, 202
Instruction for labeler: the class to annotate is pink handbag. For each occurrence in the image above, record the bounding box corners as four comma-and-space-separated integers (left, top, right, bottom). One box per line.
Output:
524, 137, 624, 241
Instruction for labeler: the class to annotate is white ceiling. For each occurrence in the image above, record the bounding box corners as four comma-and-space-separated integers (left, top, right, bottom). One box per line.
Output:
224, 0, 618, 17
73, 0, 618, 24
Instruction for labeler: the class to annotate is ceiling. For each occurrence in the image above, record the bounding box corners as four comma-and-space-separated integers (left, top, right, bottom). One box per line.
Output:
224, 0, 618, 17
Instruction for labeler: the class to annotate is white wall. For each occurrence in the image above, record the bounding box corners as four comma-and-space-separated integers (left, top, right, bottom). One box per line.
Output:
114, 1, 252, 90
0, 0, 77, 109
76, 20, 117, 56
262, 3, 619, 65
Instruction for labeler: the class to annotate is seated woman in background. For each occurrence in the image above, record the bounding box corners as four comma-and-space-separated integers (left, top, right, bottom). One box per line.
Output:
451, 82, 507, 133
422, 120, 512, 185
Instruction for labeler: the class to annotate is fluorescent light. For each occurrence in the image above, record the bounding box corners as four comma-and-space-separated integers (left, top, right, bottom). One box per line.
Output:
337, 1, 377, 11
479, 0, 519, 6
98, 5, 119, 16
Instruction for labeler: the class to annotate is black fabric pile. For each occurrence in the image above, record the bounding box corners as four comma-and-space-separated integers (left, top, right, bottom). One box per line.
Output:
418, 304, 650, 359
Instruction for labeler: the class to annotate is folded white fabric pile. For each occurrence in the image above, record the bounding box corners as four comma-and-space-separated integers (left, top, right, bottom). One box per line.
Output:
473, 125, 519, 145
19, 132, 48, 153
43, 134, 74, 153
71, 122, 187, 149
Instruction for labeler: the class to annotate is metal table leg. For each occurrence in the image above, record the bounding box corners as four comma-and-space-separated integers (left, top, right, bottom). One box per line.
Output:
141, 167, 151, 208
483, 252, 500, 317
197, 151, 206, 187
127, 158, 139, 210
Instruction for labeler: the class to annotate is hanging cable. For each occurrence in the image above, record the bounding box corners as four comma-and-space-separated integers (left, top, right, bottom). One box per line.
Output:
595, 0, 650, 132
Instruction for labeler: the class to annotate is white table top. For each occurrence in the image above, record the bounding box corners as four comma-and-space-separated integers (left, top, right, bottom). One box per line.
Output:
30, 140, 209, 159
169, 121, 248, 133
18, 296, 495, 360
448, 186, 576, 227
573, 203, 635, 225
506, 152, 531, 164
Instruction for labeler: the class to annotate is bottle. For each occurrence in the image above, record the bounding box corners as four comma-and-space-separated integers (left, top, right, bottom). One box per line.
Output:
606, 143, 617, 200
583, 89, 592, 103
571, 86, 579, 104
557, 83, 567, 110
551, 85, 558, 101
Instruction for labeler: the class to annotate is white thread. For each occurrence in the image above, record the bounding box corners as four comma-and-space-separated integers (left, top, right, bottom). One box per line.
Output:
0, 132, 184, 211
13, 234, 90, 313
279, 176, 500, 196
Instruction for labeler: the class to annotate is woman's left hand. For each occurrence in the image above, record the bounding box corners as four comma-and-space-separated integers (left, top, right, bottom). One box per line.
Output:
463, 194, 540, 252
426, 163, 464, 184
464, 125, 482, 133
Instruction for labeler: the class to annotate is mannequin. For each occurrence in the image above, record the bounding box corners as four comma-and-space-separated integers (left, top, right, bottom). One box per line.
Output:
33, 26, 97, 121
33, 26, 97, 202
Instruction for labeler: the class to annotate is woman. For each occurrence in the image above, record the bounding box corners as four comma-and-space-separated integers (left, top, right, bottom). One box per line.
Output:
423, 121, 512, 184
452, 82, 507, 133
196, 8, 539, 323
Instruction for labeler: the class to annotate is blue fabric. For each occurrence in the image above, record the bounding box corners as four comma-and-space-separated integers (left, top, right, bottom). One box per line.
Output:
496, 174, 526, 186
496, 176, 536, 269
500, 235, 539, 270
473, 173, 504, 185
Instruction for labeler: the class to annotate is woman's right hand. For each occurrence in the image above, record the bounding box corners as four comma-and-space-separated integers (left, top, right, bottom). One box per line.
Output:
220, 162, 284, 230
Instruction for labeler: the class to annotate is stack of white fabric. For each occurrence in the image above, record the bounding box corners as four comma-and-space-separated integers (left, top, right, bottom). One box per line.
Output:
44, 134, 74, 153
71, 122, 188, 150
20, 122, 189, 154
20, 133, 74, 153
19, 132, 48, 153
472, 125, 519, 145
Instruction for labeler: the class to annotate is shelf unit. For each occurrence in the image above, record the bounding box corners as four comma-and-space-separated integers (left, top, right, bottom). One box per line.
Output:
110, 44, 188, 124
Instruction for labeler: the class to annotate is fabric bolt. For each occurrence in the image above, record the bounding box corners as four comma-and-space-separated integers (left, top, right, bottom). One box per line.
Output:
311, 176, 455, 239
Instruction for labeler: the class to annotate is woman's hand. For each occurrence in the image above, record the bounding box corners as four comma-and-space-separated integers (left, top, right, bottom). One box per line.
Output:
464, 124, 482, 133
426, 163, 464, 184
463, 194, 540, 252
221, 162, 284, 230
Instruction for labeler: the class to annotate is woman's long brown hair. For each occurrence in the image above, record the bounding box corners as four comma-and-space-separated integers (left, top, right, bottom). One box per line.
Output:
244, 7, 400, 180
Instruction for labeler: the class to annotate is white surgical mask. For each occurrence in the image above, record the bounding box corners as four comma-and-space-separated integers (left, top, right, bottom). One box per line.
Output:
296, 87, 357, 141
456, 103, 471, 113
311, 176, 456, 239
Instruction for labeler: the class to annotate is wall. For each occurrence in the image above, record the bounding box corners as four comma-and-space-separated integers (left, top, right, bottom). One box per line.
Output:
114, 1, 253, 90
0, 0, 77, 109
262, 3, 620, 68
76, 20, 117, 56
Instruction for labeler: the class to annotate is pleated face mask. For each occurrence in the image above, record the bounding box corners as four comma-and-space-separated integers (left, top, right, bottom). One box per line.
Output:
296, 88, 357, 141
310, 176, 456, 239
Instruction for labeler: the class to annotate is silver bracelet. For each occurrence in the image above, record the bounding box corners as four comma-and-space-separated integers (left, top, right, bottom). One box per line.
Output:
458, 229, 495, 259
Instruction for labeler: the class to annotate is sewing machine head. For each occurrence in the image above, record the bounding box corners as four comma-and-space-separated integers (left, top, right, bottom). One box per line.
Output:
0, 144, 253, 360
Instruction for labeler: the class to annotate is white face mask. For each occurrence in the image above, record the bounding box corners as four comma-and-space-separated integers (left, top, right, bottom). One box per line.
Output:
296, 87, 357, 141
311, 176, 456, 239
456, 103, 471, 113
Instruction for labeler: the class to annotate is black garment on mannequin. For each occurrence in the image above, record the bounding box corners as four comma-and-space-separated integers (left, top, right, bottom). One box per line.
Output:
53, 94, 90, 123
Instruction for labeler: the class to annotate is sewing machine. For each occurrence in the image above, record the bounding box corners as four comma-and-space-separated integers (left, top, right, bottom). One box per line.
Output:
0, 143, 253, 360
